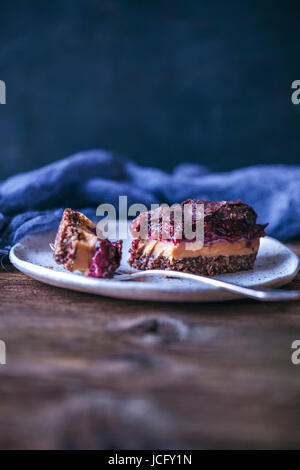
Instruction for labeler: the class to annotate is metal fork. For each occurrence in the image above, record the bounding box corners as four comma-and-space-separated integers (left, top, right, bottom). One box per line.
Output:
114, 269, 300, 302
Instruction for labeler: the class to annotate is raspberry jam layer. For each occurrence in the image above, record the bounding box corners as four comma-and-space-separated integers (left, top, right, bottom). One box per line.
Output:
88, 239, 122, 278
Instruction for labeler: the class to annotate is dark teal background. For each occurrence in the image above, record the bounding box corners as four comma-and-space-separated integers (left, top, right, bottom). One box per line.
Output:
0, 0, 300, 179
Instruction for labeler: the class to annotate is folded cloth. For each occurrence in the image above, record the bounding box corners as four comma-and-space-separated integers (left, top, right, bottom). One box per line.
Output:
1, 149, 300, 252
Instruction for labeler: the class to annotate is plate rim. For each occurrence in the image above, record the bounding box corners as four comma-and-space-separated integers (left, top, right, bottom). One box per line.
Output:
9, 233, 300, 302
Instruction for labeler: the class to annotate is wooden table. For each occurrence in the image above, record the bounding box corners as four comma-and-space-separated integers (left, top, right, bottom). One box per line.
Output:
1, 243, 300, 450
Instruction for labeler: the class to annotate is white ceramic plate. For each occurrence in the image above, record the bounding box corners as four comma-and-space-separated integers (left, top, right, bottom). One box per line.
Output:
10, 230, 299, 302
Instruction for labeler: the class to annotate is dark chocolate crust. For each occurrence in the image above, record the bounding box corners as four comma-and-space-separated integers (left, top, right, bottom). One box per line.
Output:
128, 251, 257, 276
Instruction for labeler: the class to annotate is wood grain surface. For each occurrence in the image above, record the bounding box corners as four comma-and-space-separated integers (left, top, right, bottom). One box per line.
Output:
0, 244, 300, 449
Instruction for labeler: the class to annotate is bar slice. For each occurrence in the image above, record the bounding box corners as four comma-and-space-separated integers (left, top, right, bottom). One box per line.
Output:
53, 208, 122, 278
128, 199, 267, 276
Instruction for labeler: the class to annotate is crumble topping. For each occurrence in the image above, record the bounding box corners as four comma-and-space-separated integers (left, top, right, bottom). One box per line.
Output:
130, 199, 267, 245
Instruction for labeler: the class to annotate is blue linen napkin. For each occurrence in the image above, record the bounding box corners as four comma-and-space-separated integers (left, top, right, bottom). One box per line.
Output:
1, 149, 300, 253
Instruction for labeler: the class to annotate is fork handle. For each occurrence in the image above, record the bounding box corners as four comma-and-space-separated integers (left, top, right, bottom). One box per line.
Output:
116, 270, 300, 302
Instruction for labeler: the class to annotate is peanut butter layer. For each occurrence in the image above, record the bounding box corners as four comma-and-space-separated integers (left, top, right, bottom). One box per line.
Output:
135, 238, 260, 260
71, 231, 97, 275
